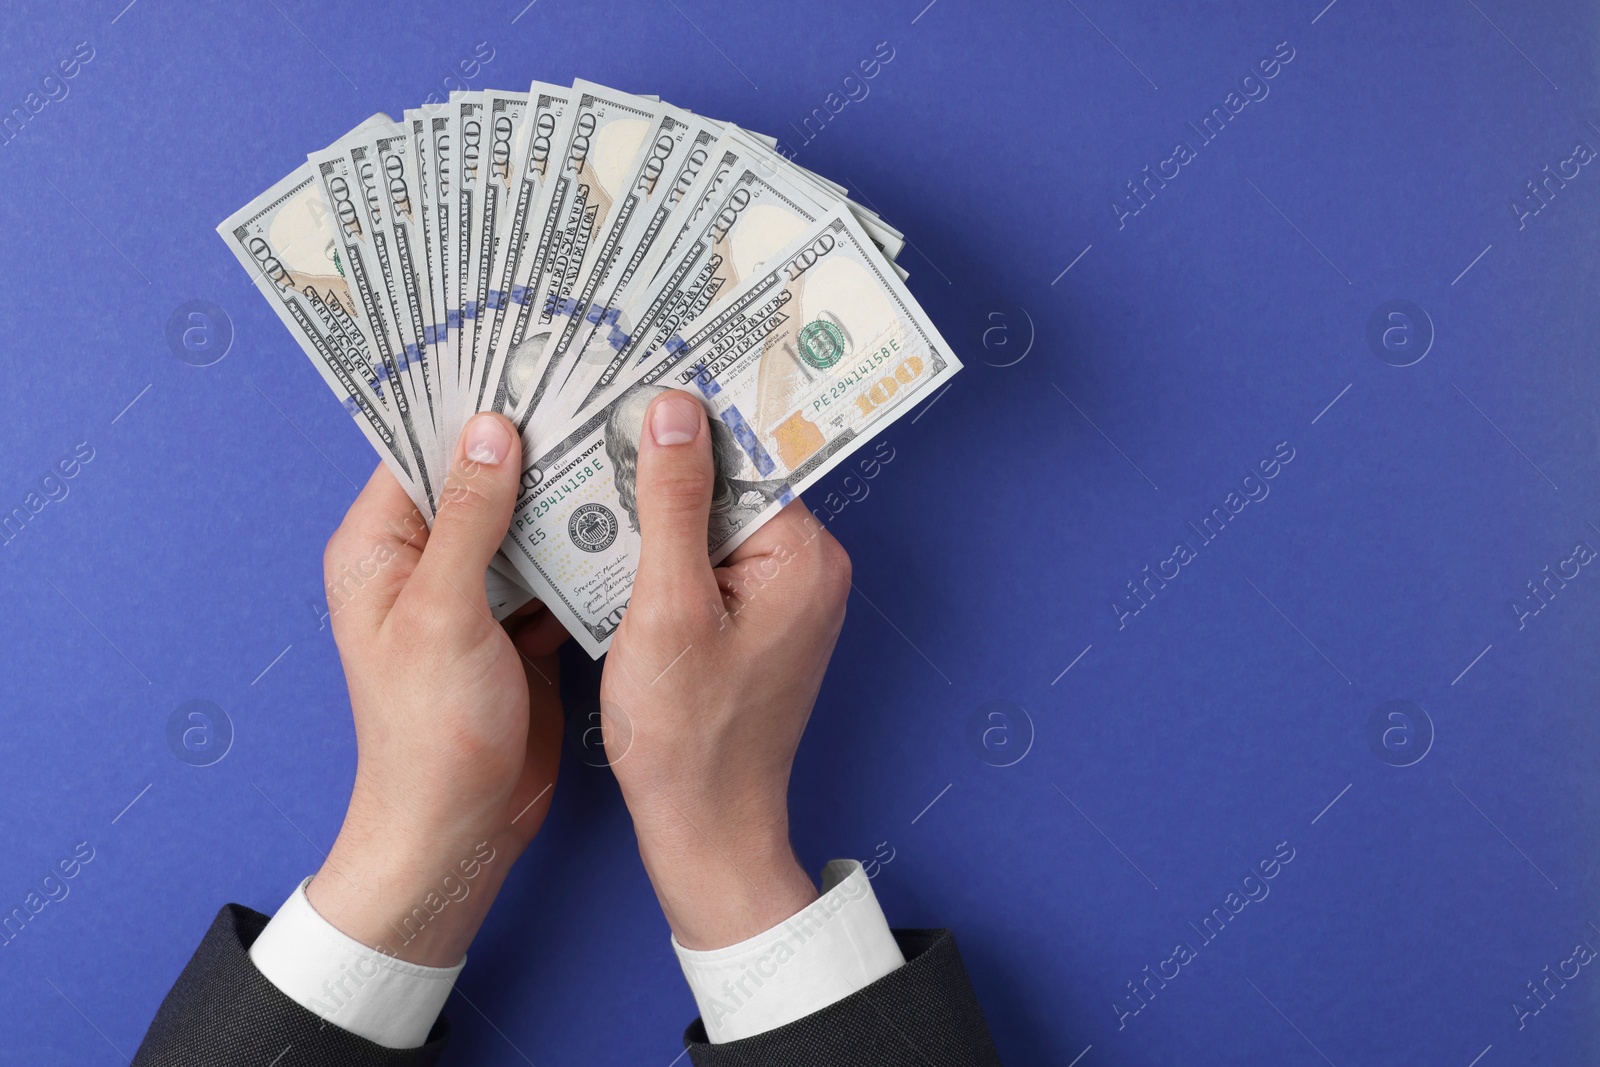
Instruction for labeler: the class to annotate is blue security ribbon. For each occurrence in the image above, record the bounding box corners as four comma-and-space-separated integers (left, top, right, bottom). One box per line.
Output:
718, 403, 775, 477
687, 360, 722, 399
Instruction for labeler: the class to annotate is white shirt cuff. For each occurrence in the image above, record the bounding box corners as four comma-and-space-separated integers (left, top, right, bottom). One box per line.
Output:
248, 877, 463, 1049
673, 859, 905, 1044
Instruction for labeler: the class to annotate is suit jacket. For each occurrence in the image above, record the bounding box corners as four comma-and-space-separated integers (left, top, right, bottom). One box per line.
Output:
132, 904, 1002, 1066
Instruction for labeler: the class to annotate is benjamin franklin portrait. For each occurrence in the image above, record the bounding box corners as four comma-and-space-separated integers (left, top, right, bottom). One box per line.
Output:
500, 324, 557, 411
603, 383, 786, 548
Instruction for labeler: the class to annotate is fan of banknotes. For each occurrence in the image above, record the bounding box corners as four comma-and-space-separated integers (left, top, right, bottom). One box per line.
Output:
218, 79, 960, 657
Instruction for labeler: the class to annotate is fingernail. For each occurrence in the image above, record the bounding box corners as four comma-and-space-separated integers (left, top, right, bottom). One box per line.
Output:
464, 414, 510, 465
651, 393, 701, 446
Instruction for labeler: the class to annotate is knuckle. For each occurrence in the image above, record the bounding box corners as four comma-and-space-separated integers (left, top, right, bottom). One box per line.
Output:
643, 463, 712, 516
390, 594, 484, 662
638, 585, 718, 637
387, 595, 438, 645
439, 468, 500, 520
810, 534, 853, 601
388, 586, 458, 642
322, 523, 357, 586
327, 600, 358, 646
389, 508, 430, 550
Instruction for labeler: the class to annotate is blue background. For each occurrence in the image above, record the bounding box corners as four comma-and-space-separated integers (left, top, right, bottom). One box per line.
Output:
2, 0, 1597, 1063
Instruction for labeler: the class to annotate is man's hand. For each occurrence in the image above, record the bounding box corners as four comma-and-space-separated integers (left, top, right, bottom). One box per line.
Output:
308, 413, 567, 967
600, 391, 852, 950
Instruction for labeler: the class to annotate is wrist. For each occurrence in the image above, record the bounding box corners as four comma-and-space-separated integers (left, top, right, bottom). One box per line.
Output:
632, 810, 818, 950
307, 824, 512, 967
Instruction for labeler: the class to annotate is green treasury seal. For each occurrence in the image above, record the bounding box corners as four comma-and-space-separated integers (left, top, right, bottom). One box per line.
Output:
797, 320, 847, 370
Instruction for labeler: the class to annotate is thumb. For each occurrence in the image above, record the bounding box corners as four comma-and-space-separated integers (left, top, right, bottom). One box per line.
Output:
413, 412, 522, 604
631, 390, 721, 610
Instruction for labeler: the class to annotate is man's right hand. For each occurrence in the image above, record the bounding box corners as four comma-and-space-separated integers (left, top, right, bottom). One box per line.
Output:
599, 389, 853, 950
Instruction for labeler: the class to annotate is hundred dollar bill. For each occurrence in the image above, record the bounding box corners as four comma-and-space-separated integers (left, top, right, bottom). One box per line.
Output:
608, 133, 786, 326
535, 107, 718, 422
343, 128, 439, 438
522, 103, 702, 424
470, 84, 570, 417
500, 206, 960, 657
728, 127, 906, 260
220, 174, 535, 618
451, 93, 488, 416
432, 101, 464, 414
732, 127, 908, 247
217, 164, 427, 512
540, 125, 831, 406
559, 123, 912, 422
219, 164, 535, 609
309, 120, 414, 410
402, 101, 538, 591
463, 90, 527, 418
554, 140, 835, 425
539, 135, 758, 423
491, 81, 660, 429
308, 132, 434, 425
373, 127, 447, 471
405, 105, 457, 438
708, 128, 908, 265
692, 124, 905, 262
304, 142, 441, 510
540, 117, 721, 427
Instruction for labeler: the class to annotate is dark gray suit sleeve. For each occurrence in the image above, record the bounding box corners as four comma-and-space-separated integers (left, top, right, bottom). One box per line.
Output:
132, 904, 450, 1067
682, 929, 1003, 1066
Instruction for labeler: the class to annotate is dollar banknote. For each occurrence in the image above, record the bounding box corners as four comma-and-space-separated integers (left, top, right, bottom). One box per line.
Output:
528, 106, 710, 423
405, 104, 457, 441
549, 138, 831, 428
221, 79, 954, 649
452, 93, 487, 417
218, 160, 537, 615
373, 127, 446, 462
216, 163, 425, 504
463, 90, 526, 417
309, 135, 424, 396
348, 128, 439, 439
541, 117, 721, 426
305, 139, 442, 510
492, 81, 661, 430
470, 84, 570, 417
547, 124, 916, 433
500, 206, 960, 656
